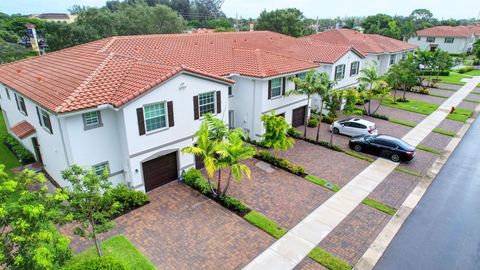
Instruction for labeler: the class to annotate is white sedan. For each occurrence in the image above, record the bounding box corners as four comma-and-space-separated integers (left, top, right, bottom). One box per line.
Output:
330, 118, 378, 137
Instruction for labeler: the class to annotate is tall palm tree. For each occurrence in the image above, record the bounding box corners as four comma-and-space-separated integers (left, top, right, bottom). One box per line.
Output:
216, 130, 256, 197
182, 121, 220, 196
357, 64, 380, 115
289, 69, 320, 138
314, 72, 337, 142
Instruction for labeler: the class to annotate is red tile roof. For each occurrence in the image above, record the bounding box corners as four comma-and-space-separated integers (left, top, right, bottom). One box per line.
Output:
11, 121, 35, 139
303, 29, 417, 55
416, 25, 480, 37
0, 31, 319, 113
297, 39, 364, 64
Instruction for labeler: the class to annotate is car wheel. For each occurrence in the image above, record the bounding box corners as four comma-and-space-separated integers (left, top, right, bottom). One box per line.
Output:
333, 127, 339, 134
353, 144, 362, 152
391, 154, 400, 162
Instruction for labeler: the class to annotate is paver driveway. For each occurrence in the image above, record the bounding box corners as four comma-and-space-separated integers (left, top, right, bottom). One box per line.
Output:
60, 181, 274, 270
272, 140, 370, 187
217, 158, 334, 229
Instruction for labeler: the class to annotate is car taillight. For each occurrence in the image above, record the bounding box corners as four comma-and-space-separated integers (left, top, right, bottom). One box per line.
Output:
406, 151, 414, 157
368, 128, 373, 134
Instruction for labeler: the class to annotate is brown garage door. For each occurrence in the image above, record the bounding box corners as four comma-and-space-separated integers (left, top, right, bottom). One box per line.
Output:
292, 106, 307, 127
142, 152, 178, 192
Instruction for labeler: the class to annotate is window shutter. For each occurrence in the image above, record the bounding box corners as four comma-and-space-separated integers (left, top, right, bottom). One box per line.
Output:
268, 80, 272, 99
282, 77, 286, 95
136, 108, 145, 135
167, 101, 174, 127
36, 107, 42, 125
45, 114, 52, 134
193, 96, 199, 120
216, 91, 221, 114
14, 94, 20, 110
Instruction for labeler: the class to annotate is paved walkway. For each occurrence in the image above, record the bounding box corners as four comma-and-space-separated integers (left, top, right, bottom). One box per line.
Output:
243, 77, 480, 270
373, 105, 480, 270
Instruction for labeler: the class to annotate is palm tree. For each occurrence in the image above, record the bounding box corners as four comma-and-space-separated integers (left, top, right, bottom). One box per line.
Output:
414, 49, 434, 87
289, 69, 320, 138
216, 130, 256, 197
314, 72, 337, 142
357, 64, 381, 114
182, 121, 220, 197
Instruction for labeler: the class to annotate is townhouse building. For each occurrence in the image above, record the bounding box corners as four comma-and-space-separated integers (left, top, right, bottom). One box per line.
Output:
408, 25, 480, 54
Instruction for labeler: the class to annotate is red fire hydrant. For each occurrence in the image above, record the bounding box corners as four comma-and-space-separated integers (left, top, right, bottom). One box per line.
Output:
450, 106, 456, 114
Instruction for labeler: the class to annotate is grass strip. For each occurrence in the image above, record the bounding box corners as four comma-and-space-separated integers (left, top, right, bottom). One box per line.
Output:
362, 197, 397, 215
308, 247, 352, 270
65, 235, 156, 270
470, 91, 480, 95
429, 93, 449, 98
305, 175, 340, 192
446, 107, 472, 123
244, 211, 287, 239
464, 99, 480, 104
381, 98, 438, 115
436, 87, 457, 91
344, 150, 374, 163
388, 119, 416, 127
395, 167, 421, 177
416, 145, 442, 155
432, 128, 456, 137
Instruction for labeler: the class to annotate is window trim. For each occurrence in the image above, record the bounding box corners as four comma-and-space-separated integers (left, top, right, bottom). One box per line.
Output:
143, 101, 168, 134
92, 161, 110, 177
389, 54, 396, 66
350, 61, 360, 76
39, 108, 53, 134
15, 94, 27, 115
198, 91, 217, 117
270, 78, 283, 98
426, 37, 435, 43
444, 37, 454, 43
334, 64, 345, 80
82, 111, 103, 130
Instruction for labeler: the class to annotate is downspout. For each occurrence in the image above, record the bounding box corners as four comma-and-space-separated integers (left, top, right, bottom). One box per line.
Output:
252, 79, 257, 139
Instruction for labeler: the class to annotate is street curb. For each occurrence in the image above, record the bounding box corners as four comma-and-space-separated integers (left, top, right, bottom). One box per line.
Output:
354, 102, 480, 270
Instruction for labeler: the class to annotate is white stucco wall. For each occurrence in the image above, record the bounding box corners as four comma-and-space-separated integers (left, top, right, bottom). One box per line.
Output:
408, 36, 475, 54
0, 84, 70, 185
121, 73, 229, 191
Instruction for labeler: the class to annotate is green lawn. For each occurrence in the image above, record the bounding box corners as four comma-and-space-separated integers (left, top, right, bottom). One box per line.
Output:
362, 198, 397, 215
382, 98, 438, 115
428, 73, 468, 85
464, 69, 480, 76
304, 175, 340, 192
244, 211, 287, 239
447, 107, 472, 122
0, 112, 20, 175
308, 247, 352, 270
65, 235, 156, 270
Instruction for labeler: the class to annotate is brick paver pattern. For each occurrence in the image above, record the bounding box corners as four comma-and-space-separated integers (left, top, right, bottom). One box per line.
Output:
318, 204, 391, 266
369, 170, 420, 209
398, 149, 438, 176
419, 132, 453, 152
60, 182, 275, 270
272, 140, 371, 187
215, 159, 334, 229
294, 258, 328, 270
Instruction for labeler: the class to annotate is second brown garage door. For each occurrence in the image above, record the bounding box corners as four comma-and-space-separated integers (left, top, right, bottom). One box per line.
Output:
292, 106, 307, 127
142, 151, 178, 192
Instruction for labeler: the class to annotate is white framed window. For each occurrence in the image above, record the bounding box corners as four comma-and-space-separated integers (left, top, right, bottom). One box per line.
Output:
15, 94, 27, 115
82, 111, 102, 130
270, 78, 282, 98
426, 37, 435, 43
444, 37, 454, 43
402, 52, 407, 60
350, 61, 360, 76
334, 64, 345, 80
92, 162, 110, 176
389, 54, 396, 65
40, 109, 52, 133
417, 36, 421, 41
198, 92, 216, 116
144, 102, 167, 132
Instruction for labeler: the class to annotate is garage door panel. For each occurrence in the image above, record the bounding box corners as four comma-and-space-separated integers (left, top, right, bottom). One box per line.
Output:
292, 106, 306, 127
142, 152, 178, 192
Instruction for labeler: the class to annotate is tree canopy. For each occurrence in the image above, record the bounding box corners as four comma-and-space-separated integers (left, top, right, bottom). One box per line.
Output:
255, 8, 310, 37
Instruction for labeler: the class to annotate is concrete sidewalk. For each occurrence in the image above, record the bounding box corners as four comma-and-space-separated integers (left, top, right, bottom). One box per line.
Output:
243, 77, 480, 270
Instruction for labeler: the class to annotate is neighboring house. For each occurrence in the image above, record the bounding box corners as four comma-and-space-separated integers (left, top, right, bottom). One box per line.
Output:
303, 29, 417, 75
30, 13, 78, 23
408, 25, 480, 54
0, 31, 318, 192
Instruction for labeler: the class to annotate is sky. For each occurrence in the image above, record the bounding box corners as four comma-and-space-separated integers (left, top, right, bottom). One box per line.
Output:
1, 0, 479, 20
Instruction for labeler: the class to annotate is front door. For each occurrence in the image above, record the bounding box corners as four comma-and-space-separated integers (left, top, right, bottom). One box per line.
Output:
31, 137, 43, 164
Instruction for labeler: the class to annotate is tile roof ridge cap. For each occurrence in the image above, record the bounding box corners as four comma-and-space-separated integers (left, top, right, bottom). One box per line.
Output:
55, 52, 116, 113
97, 36, 117, 53
259, 49, 316, 64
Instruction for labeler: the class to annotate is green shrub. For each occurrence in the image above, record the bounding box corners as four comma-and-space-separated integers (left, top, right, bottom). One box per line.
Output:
287, 127, 302, 138
256, 151, 305, 176
473, 58, 479, 65
362, 111, 389, 121
2, 134, 35, 164
321, 115, 335, 124
307, 117, 319, 127
219, 195, 249, 213
182, 168, 211, 195
410, 87, 430, 95
64, 256, 128, 270
109, 184, 150, 212
454, 66, 474, 74
302, 137, 343, 152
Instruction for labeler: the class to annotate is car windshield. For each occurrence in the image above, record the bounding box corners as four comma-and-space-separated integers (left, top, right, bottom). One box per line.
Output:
365, 135, 375, 142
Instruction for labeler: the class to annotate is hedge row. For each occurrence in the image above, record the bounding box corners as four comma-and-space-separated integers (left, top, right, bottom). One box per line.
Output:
454, 66, 474, 74
2, 134, 35, 164
255, 150, 306, 176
